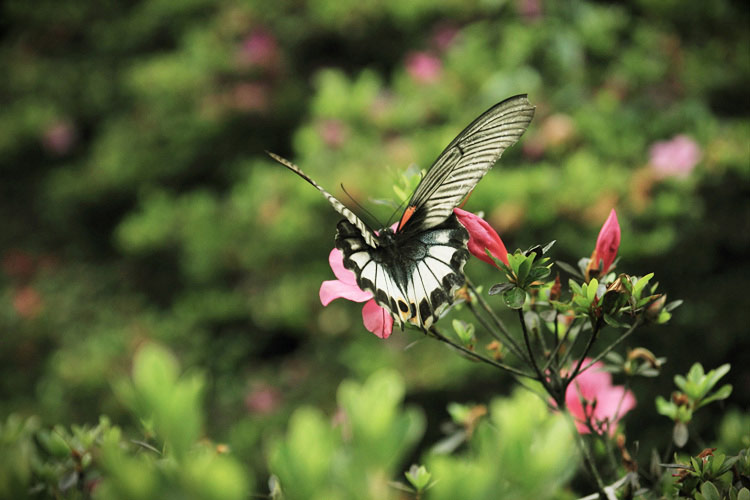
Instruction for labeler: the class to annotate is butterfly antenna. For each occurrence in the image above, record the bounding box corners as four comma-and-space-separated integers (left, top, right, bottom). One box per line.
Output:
340, 184, 384, 229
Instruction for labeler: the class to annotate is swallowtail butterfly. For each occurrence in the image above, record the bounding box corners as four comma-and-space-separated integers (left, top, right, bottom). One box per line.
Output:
270, 94, 534, 330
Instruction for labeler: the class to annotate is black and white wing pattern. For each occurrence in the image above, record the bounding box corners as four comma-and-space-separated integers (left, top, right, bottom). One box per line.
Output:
271, 94, 534, 331
336, 213, 469, 329
397, 94, 535, 236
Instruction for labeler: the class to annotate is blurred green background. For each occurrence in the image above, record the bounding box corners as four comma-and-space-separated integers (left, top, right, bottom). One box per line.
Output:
1, 0, 748, 491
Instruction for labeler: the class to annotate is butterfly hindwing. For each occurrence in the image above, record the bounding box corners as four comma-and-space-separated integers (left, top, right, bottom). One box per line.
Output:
336, 214, 469, 329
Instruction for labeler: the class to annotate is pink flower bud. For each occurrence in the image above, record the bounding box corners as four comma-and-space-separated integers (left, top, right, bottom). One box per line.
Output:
454, 208, 510, 267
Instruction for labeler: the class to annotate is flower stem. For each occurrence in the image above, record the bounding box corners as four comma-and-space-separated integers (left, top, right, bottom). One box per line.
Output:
427, 327, 534, 379
466, 301, 529, 363
466, 279, 528, 362
579, 318, 642, 374
517, 309, 558, 398
561, 403, 608, 499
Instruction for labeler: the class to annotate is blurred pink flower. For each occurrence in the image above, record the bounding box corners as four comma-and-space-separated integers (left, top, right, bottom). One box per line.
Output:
245, 383, 282, 415
566, 359, 636, 436
13, 286, 43, 319
593, 209, 620, 275
405, 51, 442, 85
2, 250, 36, 279
431, 24, 459, 52
317, 119, 348, 149
320, 248, 393, 339
649, 135, 701, 178
454, 208, 510, 267
518, 0, 543, 21
42, 121, 76, 156
238, 28, 279, 69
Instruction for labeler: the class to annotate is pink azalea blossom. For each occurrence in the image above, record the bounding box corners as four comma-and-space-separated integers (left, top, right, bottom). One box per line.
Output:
565, 359, 636, 436
320, 248, 393, 339
245, 383, 282, 415
649, 135, 701, 179
593, 209, 620, 275
454, 208, 510, 267
238, 28, 279, 69
405, 51, 443, 85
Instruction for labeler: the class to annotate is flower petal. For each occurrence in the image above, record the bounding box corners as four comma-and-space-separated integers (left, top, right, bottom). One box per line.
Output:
565, 359, 636, 436
595, 209, 620, 274
454, 208, 509, 267
362, 299, 393, 339
328, 248, 359, 285
320, 279, 372, 306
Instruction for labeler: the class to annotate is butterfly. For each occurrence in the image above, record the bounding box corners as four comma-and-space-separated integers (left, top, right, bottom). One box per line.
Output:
270, 94, 534, 330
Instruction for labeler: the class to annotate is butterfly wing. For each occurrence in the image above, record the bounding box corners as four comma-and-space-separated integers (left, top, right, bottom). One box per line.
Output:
336, 214, 469, 329
397, 94, 535, 235
268, 152, 379, 248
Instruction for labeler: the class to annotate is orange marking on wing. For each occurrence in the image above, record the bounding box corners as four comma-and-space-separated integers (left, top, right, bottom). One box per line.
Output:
397, 205, 417, 232
457, 189, 475, 209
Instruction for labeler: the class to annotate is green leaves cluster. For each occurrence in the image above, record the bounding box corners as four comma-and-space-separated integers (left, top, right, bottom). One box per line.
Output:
488, 244, 554, 309
268, 370, 425, 500
669, 449, 750, 500
656, 363, 733, 448
425, 390, 578, 500
0, 343, 250, 500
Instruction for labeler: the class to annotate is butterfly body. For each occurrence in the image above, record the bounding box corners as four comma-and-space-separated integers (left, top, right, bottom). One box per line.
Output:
336, 214, 469, 328
270, 94, 534, 331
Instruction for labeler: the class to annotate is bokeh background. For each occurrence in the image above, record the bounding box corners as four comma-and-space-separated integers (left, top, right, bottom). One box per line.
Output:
1, 0, 748, 491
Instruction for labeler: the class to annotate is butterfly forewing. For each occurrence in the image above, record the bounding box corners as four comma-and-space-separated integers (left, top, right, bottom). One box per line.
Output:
399, 94, 535, 235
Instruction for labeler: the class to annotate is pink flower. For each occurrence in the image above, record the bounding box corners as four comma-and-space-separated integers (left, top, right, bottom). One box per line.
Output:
245, 383, 282, 415
42, 120, 76, 156
518, 0, 543, 21
238, 28, 279, 69
405, 51, 442, 85
454, 208, 510, 267
320, 248, 393, 339
649, 135, 701, 179
593, 209, 620, 275
565, 359, 636, 436
431, 24, 459, 52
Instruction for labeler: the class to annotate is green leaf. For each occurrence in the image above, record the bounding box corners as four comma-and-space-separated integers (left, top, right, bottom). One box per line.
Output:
673, 421, 689, 448
517, 254, 535, 283
405, 464, 432, 491
488, 283, 514, 295
697, 384, 733, 409
704, 364, 731, 393
568, 279, 583, 296
503, 287, 526, 309
556, 260, 583, 279
700, 481, 721, 500
656, 396, 677, 420
633, 273, 654, 298
737, 487, 750, 500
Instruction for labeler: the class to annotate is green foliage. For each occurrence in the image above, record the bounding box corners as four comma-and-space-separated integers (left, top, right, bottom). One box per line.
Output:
0, 345, 250, 500
667, 448, 750, 500
268, 370, 424, 500
656, 363, 733, 448
426, 389, 578, 500
0, 0, 748, 498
